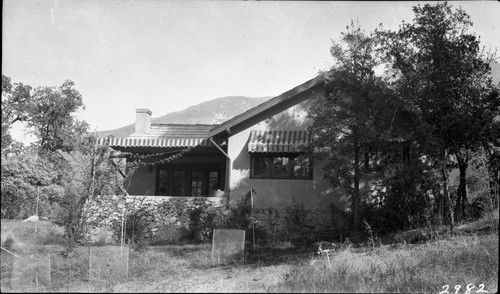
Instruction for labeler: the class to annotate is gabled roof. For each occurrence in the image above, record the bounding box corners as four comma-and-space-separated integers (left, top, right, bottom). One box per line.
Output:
208, 76, 325, 137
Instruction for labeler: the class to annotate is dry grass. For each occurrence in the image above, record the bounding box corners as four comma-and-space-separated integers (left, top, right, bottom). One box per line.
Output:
1, 212, 498, 293
275, 212, 499, 293
1, 220, 65, 246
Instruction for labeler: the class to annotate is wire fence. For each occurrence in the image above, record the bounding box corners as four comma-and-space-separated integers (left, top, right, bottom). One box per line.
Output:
0, 244, 129, 292
211, 229, 245, 264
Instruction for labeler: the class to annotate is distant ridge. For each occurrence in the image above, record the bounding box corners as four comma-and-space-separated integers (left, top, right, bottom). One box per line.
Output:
98, 96, 271, 138
96, 63, 500, 139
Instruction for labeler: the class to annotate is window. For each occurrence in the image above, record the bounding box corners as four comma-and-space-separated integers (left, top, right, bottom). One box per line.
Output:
252, 156, 270, 179
157, 170, 169, 196
191, 170, 203, 196
173, 170, 186, 196
156, 164, 224, 196
250, 154, 312, 179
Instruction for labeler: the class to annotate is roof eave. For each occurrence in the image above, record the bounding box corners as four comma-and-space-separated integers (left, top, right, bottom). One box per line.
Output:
208, 76, 325, 138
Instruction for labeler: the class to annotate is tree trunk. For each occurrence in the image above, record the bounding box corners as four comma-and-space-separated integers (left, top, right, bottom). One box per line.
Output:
458, 161, 468, 220
488, 167, 499, 209
442, 166, 454, 232
352, 127, 361, 231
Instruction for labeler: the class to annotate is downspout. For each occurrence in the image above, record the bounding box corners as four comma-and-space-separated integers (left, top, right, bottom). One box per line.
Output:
209, 138, 231, 207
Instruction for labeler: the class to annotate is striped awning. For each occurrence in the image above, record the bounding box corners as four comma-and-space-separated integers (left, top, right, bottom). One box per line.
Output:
97, 137, 214, 148
248, 130, 309, 153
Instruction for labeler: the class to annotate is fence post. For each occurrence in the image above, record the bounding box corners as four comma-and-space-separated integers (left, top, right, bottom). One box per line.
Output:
48, 251, 51, 287
251, 189, 255, 251
35, 186, 40, 235
120, 202, 125, 259
88, 246, 92, 283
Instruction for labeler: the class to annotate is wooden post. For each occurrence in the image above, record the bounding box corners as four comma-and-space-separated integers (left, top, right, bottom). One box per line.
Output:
89, 246, 92, 283
126, 245, 129, 279
120, 204, 125, 259
90, 136, 98, 200
251, 189, 255, 251
35, 186, 39, 235
48, 251, 51, 286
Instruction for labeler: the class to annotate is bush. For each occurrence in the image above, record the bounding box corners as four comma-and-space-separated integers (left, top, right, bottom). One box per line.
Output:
282, 200, 307, 245
111, 209, 147, 244
2, 236, 15, 251
468, 193, 494, 220
365, 161, 440, 233
149, 225, 190, 245
188, 207, 226, 243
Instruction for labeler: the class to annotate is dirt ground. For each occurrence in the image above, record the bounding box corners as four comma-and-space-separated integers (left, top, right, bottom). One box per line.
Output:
112, 248, 313, 293
113, 264, 291, 293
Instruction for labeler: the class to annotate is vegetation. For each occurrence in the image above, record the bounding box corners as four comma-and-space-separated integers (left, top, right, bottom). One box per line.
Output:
0, 214, 497, 293
278, 233, 498, 293
308, 21, 396, 231
378, 1, 500, 227
308, 1, 500, 232
0, 2, 498, 292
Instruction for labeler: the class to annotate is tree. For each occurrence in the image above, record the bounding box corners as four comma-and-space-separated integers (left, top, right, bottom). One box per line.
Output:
308, 22, 395, 231
26, 80, 89, 152
1, 76, 89, 153
379, 2, 500, 227
480, 118, 500, 209
1, 75, 32, 149
55, 135, 123, 240
1, 145, 64, 219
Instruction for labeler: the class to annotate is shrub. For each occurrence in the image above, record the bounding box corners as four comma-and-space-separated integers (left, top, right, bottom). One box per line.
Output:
468, 193, 494, 220
111, 209, 147, 244
131, 238, 149, 253
2, 236, 15, 251
188, 207, 226, 243
365, 161, 440, 233
282, 200, 307, 245
149, 225, 190, 245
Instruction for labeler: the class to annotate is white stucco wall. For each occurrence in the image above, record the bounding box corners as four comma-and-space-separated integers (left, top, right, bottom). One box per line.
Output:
227, 94, 349, 227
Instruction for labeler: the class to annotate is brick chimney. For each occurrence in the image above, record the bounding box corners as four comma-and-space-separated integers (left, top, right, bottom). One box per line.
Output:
135, 108, 152, 134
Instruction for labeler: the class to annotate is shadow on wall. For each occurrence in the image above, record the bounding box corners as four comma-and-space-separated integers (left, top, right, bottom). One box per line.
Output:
232, 135, 251, 171
232, 103, 313, 176
264, 99, 313, 131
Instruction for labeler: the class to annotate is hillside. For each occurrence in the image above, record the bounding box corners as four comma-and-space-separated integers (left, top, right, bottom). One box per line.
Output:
97, 63, 500, 139
98, 96, 271, 138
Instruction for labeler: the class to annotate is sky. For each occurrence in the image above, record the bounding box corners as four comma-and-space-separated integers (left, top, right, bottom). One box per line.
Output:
3, 0, 500, 142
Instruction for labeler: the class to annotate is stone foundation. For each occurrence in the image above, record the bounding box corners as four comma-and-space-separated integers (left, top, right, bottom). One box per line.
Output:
251, 207, 350, 238
81, 195, 228, 244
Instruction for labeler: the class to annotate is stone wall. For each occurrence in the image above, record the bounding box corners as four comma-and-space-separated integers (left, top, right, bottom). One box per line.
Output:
81, 195, 228, 244
251, 207, 350, 238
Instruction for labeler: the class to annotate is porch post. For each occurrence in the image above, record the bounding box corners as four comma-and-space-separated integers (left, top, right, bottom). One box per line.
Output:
209, 138, 231, 205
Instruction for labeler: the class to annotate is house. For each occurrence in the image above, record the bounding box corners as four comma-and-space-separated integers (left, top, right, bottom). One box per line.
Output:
85, 77, 352, 243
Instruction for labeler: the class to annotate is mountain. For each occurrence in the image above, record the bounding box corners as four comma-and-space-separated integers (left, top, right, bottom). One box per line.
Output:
97, 63, 500, 139
98, 96, 271, 138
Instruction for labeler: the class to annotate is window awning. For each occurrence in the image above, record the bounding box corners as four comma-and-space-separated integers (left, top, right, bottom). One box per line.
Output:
248, 130, 309, 153
97, 137, 215, 148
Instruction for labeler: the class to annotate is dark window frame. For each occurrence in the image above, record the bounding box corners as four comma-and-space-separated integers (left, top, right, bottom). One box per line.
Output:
155, 163, 223, 196
250, 153, 313, 180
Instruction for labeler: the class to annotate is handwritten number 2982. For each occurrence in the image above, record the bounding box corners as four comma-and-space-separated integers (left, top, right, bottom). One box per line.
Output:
439, 284, 489, 294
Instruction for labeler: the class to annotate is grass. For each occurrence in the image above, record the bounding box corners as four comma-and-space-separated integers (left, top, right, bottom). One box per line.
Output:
275, 212, 499, 293
0, 220, 65, 246
0, 212, 498, 293
275, 234, 498, 293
